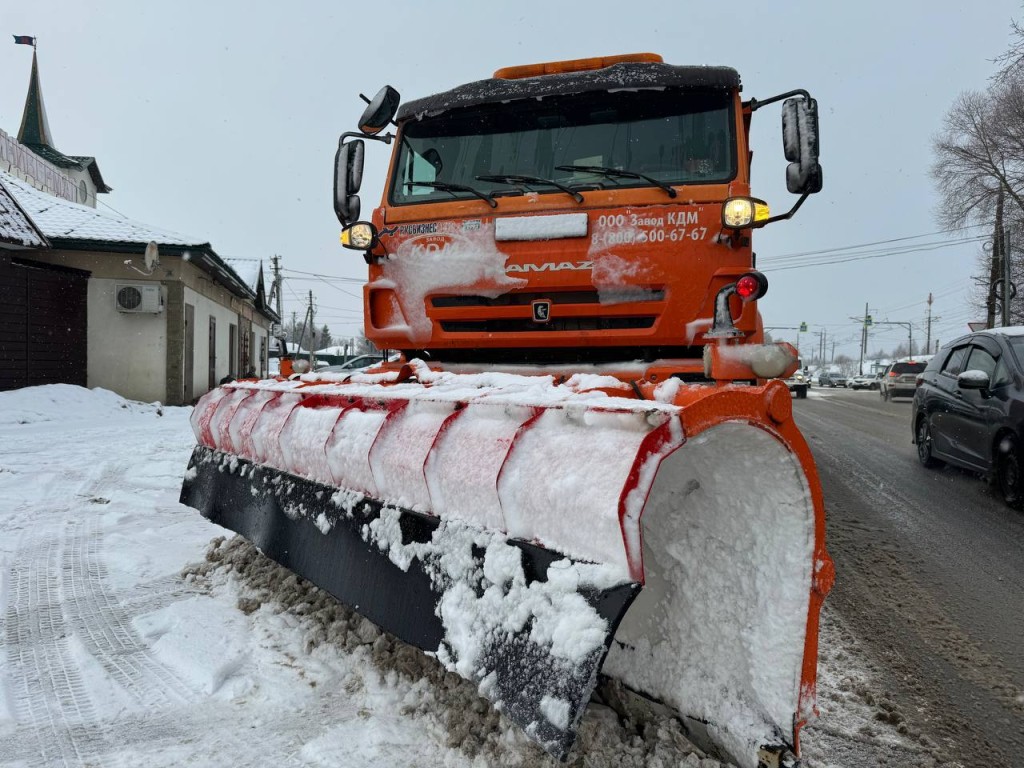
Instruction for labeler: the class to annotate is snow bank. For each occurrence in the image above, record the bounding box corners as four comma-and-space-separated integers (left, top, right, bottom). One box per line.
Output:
188, 536, 727, 768
0, 383, 162, 425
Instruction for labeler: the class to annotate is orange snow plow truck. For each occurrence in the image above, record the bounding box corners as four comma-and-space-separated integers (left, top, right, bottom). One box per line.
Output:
181, 54, 833, 768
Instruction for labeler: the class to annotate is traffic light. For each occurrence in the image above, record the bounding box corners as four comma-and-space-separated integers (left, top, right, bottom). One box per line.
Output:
799, 322, 808, 332
866, 315, 873, 326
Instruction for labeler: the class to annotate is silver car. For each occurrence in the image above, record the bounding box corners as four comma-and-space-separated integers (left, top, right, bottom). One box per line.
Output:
880, 361, 927, 401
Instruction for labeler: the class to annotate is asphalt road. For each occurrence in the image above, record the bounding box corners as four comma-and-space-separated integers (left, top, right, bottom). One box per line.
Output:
794, 387, 1024, 768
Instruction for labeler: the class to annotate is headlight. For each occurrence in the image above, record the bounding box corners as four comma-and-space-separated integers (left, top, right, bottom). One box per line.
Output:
722, 197, 771, 229
340, 221, 378, 250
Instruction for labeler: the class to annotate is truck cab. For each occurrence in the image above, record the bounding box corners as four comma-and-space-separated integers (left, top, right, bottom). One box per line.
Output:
335, 54, 822, 380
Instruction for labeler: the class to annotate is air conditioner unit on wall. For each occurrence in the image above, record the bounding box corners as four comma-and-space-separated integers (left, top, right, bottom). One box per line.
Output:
115, 283, 163, 313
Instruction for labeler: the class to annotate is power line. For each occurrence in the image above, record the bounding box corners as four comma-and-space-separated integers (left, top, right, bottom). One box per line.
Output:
762, 236, 987, 272
281, 267, 363, 284
764, 222, 990, 261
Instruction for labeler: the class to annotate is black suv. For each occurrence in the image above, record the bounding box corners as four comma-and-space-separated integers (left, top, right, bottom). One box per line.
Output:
912, 329, 1024, 507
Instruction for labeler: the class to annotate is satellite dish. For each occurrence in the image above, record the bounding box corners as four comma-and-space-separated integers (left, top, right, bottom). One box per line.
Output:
144, 242, 160, 271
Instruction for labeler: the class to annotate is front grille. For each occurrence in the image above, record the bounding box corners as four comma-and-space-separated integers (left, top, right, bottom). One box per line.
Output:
432, 289, 665, 308
440, 317, 656, 333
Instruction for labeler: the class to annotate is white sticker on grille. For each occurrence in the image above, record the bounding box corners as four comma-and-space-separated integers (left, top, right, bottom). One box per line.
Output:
494, 213, 588, 241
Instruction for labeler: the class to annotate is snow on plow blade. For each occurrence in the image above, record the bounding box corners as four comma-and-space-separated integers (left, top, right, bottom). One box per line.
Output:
179, 366, 832, 768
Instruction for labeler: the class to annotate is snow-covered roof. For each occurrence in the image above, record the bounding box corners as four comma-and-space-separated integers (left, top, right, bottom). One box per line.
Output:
222, 257, 262, 292
0, 181, 47, 248
0, 169, 206, 248
0, 171, 277, 320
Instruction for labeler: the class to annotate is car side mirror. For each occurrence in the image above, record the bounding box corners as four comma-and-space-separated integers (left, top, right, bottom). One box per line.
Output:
957, 369, 991, 392
782, 97, 823, 194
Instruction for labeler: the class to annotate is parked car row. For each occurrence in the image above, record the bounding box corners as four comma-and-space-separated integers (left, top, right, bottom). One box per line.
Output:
912, 328, 1024, 508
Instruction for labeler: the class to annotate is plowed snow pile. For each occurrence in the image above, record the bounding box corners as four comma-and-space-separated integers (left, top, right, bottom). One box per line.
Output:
184, 535, 723, 768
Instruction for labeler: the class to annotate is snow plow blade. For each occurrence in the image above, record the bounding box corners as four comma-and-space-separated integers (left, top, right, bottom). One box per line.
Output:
180, 365, 832, 768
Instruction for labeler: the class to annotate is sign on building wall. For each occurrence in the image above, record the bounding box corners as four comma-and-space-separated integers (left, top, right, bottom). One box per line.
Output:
0, 128, 81, 204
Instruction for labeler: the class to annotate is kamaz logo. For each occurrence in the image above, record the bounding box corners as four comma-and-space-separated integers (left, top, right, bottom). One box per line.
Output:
506, 261, 593, 273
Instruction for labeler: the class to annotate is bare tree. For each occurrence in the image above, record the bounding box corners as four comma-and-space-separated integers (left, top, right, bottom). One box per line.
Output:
992, 17, 1024, 84
932, 62, 1024, 325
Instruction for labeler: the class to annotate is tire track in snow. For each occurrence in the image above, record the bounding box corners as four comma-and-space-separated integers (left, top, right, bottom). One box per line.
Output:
61, 516, 196, 710
2, 536, 113, 767
0, 460, 193, 767
54, 462, 311, 766
2, 464, 310, 766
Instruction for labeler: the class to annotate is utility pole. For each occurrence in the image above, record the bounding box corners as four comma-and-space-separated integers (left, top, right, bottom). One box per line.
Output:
269, 255, 287, 357
925, 293, 933, 353
988, 190, 1004, 329
1003, 225, 1013, 327
860, 303, 869, 375
297, 290, 318, 364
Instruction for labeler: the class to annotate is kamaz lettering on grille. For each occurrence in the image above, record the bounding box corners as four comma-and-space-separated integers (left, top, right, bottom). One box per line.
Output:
506, 261, 593, 273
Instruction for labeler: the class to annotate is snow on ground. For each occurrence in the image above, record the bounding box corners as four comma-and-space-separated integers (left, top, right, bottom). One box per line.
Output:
0, 385, 927, 767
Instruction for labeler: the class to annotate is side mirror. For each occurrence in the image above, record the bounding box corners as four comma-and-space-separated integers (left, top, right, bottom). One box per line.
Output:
334, 139, 365, 225
359, 85, 401, 136
782, 97, 823, 194
957, 370, 991, 391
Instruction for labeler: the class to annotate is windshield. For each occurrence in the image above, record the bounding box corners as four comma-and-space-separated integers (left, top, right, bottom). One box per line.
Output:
391, 88, 736, 205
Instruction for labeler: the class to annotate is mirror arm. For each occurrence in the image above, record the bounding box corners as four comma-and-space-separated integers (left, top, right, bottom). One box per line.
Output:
745, 89, 811, 112
341, 130, 392, 145
762, 192, 810, 226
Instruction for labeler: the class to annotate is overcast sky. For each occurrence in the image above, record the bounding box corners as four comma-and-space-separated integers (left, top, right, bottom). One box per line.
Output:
2, 1, 1020, 360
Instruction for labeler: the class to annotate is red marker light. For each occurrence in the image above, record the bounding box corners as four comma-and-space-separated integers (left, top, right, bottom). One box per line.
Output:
737, 274, 770, 303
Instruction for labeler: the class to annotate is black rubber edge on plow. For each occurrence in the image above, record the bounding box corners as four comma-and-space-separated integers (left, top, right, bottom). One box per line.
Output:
180, 445, 641, 760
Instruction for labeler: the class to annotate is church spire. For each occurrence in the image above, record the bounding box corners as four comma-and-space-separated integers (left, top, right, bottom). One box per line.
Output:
18, 50, 55, 148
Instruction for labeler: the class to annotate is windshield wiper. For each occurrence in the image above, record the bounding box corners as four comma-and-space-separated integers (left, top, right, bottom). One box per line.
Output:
475, 174, 584, 204
555, 165, 677, 199
404, 181, 497, 208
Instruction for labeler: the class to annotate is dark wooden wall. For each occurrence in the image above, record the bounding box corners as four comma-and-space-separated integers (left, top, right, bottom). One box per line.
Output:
0, 255, 88, 391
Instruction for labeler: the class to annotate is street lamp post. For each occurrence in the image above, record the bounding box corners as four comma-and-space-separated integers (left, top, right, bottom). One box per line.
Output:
877, 321, 913, 358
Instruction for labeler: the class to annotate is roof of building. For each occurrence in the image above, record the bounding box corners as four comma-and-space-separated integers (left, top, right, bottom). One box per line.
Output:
223, 257, 263, 292
1, 169, 205, 248
0, 170, 277, 321
0, 181, 48, 248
